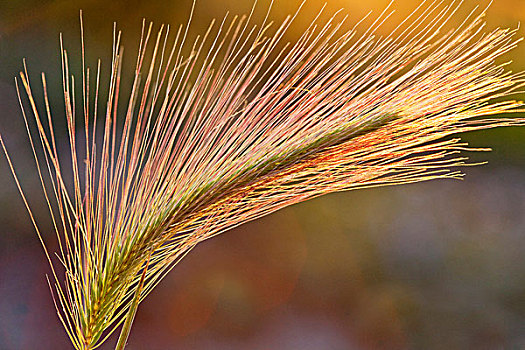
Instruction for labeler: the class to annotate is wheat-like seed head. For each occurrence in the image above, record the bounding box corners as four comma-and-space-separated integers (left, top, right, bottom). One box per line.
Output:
1, 0, 525, 348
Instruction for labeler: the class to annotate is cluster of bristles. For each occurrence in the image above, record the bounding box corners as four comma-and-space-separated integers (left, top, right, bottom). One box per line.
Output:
1, 0, 524, 349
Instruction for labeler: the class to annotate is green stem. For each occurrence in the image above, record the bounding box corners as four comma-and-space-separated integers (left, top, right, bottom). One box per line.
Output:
114, 253, 151, 350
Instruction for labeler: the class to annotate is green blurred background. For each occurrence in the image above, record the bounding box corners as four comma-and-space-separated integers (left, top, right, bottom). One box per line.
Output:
1, 0, 525, 349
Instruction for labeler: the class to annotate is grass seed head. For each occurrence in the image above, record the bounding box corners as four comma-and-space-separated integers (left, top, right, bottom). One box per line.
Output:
2, 1, 525, 349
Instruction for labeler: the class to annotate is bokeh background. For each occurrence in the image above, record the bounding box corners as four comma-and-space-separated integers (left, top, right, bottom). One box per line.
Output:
1, 0, 525, 349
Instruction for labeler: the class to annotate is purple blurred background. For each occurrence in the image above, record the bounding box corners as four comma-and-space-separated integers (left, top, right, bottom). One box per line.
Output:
1, 0, 525, 349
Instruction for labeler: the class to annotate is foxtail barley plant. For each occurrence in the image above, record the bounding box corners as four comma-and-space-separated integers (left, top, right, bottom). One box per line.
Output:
2, 0, 525, 348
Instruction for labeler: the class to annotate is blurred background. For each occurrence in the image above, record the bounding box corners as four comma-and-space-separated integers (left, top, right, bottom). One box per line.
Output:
1, 0, 525, 349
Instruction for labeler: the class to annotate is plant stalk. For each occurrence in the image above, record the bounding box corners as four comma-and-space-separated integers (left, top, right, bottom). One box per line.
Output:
114, 253, 151, 350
